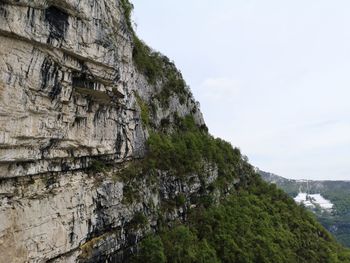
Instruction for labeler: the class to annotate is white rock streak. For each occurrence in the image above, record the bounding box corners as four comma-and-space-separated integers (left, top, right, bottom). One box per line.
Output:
294, 192, 334, 210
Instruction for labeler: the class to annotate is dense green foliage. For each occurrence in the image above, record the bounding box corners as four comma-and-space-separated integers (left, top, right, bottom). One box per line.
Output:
319, 215, 350, 248
132, 235, 166, 263
320, 188, 350, 247
118, 115, 247, 201
260, 172, 350, 247
115, 115, 247, 215
122, 116, 350, 262
146, 116, 242, 181
132, 36, 164, 84
132, 178, 350, 263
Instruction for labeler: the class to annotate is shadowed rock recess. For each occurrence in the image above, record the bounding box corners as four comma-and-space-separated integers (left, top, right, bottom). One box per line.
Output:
0, 1, 349, 263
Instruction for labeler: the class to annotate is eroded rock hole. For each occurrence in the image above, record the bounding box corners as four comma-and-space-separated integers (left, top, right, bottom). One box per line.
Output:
72, 73, 95, 90
45, 6, 69, 40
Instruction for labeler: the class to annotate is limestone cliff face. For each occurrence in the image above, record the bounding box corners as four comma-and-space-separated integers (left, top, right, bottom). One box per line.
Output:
0, 1, 205, 262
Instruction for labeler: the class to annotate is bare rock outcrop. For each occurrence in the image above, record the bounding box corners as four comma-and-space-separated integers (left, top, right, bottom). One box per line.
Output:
0, 1, 205, 262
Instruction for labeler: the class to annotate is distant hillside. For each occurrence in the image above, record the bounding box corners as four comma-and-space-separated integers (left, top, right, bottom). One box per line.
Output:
260, 170, 350, 247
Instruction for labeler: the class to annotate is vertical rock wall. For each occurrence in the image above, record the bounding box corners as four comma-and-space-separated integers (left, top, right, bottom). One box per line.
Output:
0, 1, 206, 262
0, 0, 139, 177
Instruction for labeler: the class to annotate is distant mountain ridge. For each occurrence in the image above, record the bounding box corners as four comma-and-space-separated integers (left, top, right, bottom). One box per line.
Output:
259, 171, 350, 196
259, 170, 350, 247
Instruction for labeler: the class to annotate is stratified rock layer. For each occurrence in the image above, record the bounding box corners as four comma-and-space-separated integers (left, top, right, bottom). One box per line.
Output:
0, 1, 205, 262
0, 0, 139, 177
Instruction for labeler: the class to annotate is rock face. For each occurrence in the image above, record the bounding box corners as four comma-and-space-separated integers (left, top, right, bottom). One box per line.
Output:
0, 1, 205, 262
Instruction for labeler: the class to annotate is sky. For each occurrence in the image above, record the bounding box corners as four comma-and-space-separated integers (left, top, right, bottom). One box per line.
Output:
132, 0, 350, 180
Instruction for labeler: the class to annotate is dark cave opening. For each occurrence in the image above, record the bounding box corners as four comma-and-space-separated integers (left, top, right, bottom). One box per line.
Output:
45, 6, 69, 40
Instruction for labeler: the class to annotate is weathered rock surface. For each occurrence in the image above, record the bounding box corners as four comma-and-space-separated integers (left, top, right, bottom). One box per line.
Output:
0, 166, 218, 263
0, 0, 205, 262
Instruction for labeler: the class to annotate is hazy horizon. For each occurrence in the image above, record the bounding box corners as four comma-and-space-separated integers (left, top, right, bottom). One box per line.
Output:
132, 0, 350, 181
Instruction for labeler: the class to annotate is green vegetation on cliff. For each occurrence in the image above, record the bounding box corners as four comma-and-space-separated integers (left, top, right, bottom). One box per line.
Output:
120, 1, 350, 261
133, 36, 189, 106
124, 116, 350, 262
120, 115, 245, 189
132, 177, 350, 263
147, 115, 242, 181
